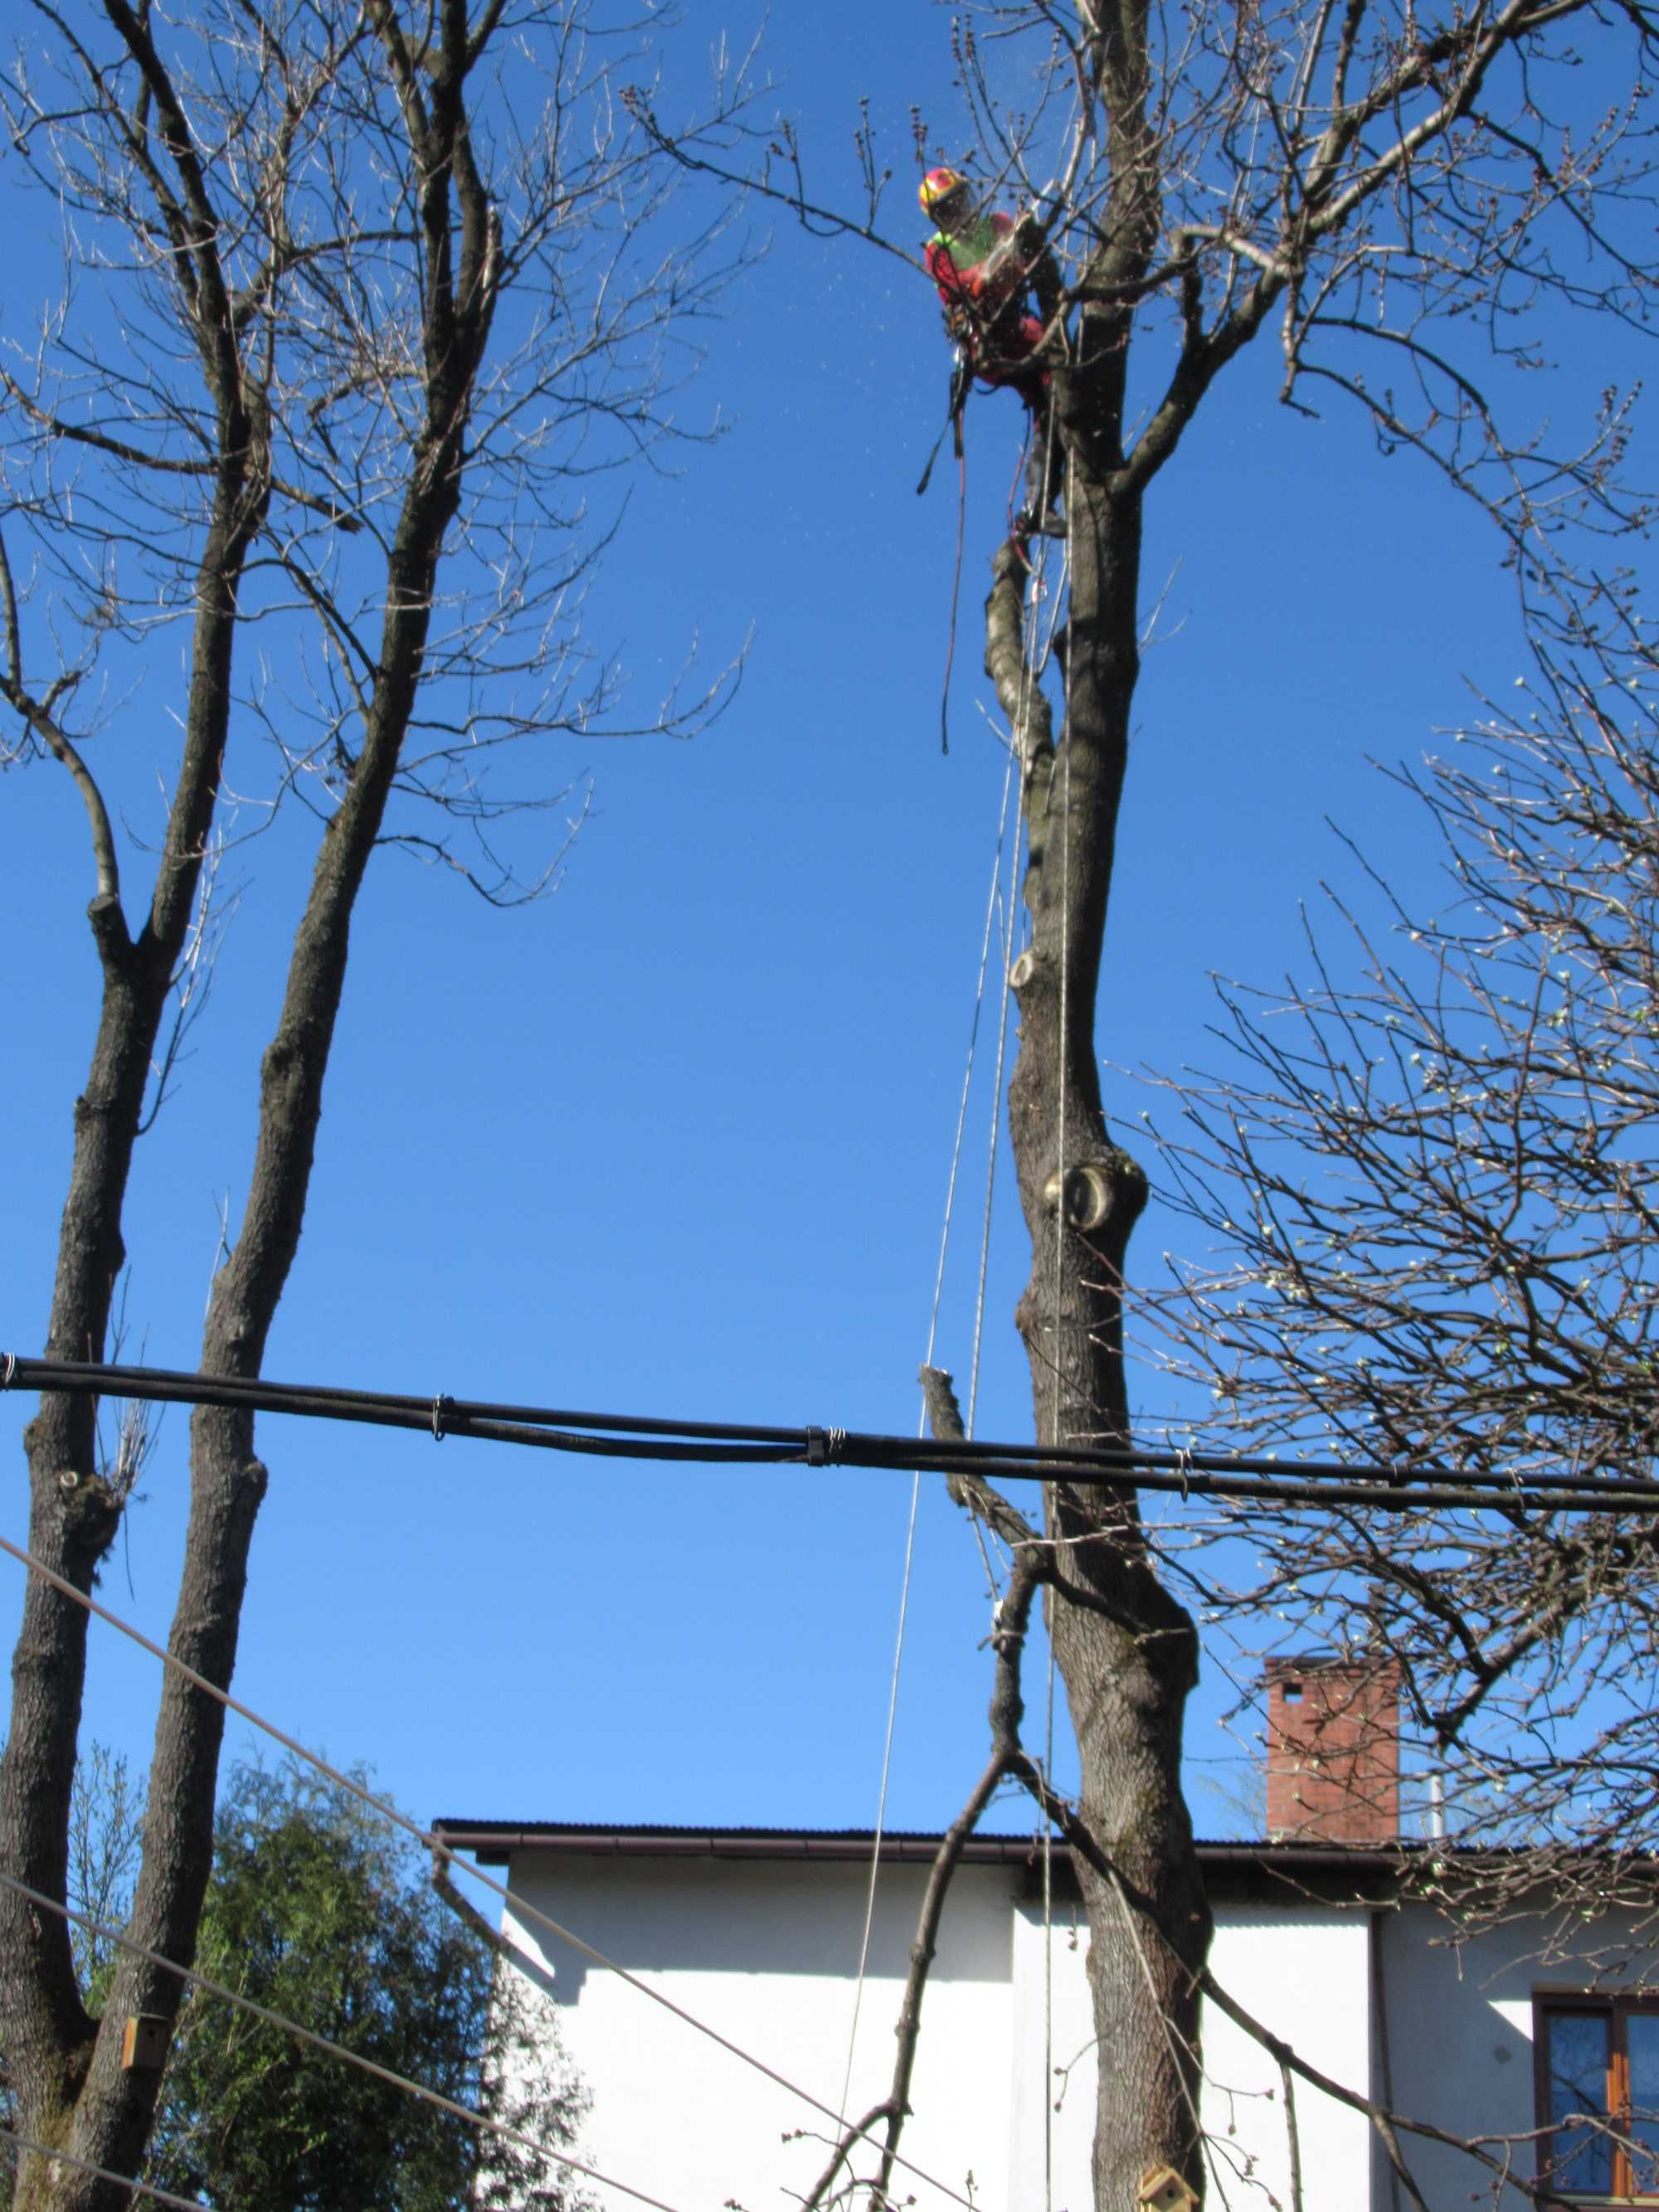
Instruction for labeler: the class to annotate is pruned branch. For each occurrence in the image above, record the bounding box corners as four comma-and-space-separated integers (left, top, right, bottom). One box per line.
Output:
807, 1563, 1045, 2212
919, 1364, 1042, 1552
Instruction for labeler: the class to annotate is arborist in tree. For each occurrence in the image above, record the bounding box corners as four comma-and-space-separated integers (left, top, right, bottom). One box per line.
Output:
918, 168, 1064, 540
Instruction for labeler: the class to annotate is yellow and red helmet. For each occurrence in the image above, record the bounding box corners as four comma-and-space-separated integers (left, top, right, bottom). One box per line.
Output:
919, 167, 971, 219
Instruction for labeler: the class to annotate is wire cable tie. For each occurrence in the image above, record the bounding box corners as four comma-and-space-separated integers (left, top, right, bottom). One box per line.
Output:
989, 1595, 1024, 1654
0, 1354, 15, 1391
431, 1393, 453, 1443
805, 1426, 846, 1467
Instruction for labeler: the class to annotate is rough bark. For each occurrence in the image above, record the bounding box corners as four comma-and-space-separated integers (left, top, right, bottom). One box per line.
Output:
640, 0, 1656, 2197
2, 10, 496, 2202
990, 443, 1212, 2204
0, 187, 270, 2210
956, 0, 1636, 2185
57, 108, 490, 2212
6, 0, 733, 2172
976, 37, 1217, 2127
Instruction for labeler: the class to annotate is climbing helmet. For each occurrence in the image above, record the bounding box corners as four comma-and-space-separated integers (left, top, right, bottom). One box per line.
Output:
919, 167, 971, 219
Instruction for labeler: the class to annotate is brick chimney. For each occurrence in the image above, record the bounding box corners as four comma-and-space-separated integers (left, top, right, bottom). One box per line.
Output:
1265, 1655, 1400, 1845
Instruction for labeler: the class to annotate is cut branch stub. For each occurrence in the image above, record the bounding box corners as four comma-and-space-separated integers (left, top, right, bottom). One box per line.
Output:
1044, 1161, 1113, 1233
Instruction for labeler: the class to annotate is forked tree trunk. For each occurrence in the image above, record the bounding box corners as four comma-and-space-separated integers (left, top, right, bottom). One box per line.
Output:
2, 13, 494, 2201
1, 445, 267, 2205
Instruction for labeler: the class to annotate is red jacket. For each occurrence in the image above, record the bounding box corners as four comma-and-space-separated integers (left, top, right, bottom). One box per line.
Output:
926, 211, 1022, 316
925, 212, 1044, 386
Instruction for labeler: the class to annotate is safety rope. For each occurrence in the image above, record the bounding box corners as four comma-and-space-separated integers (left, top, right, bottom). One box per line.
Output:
964, 680, 1024, 1446
961, 764, 1020, 1595
1044, 1626, 1058, 2212
839, 366, 1066, 2125
1042, 435, 1077, 2212
841, 345, 1071, 2161
837, 1474, 920, 2134
1053, 440, 1075, 1467
838, 732, 1021, 2133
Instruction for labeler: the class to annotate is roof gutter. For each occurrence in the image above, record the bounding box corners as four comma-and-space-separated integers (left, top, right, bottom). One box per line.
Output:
428, 1822, 1412, 1876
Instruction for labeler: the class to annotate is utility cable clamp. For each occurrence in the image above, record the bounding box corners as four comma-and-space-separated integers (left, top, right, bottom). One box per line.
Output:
805, 1426, 847, 1467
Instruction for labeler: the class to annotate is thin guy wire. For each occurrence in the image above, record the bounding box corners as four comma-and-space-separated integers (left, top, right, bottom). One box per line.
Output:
0, 1872, 694, 2212
1, 2122, 220, 2212
838, 645, 1023, 2131
0, 1529, 981, 2212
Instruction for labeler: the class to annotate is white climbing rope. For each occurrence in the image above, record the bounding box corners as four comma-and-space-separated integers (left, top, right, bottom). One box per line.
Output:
837, 731, 1020, 2131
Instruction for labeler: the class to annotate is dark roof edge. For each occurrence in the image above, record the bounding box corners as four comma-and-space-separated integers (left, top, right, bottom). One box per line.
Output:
428, 1820, 1405, 1874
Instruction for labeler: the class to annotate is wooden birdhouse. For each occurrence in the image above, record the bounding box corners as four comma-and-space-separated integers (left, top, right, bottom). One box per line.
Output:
1137, 2166, 1199, 2212
120, 2015, 169, 2072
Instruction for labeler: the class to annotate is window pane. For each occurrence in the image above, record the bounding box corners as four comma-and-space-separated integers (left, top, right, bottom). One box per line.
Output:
1627, 2014, 1659, 2195
1547, 2010, 1613, 2195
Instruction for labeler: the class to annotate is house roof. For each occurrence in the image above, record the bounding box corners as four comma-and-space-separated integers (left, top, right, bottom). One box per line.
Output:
428, 1820, 1404, 1900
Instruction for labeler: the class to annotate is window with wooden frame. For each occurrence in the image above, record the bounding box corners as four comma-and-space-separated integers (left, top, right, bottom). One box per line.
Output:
1535, 1995, 1659, 2202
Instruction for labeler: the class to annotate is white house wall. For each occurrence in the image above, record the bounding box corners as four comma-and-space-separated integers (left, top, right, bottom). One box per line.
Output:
500, 1851, 1379, 2212
1199, 1905, 1372, 2212
504, 1855, 1018, 2212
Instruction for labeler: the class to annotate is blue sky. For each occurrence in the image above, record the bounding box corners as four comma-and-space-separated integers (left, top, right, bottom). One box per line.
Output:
0, 1, 1632, 1850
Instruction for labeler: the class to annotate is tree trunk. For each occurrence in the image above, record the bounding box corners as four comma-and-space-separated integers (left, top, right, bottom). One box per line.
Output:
989, 455, 1212, 2204
43, 429, 478, 2212
2, 18, 490, 2200
1, 466, 263, 2205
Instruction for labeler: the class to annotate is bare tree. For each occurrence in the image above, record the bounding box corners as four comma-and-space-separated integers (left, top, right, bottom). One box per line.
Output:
0, 4, 742, 2204
635, 2, 1659, 2204
1146, 586, 1659, 1913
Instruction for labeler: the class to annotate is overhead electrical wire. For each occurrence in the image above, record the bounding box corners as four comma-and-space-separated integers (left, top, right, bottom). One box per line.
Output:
0, 1528, 983, 2212
5, 1354, 1655, 1514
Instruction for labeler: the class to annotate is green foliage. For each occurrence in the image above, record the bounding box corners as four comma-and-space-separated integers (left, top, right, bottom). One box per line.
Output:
136, 1758, 586, 2212
67, 1742, 144, 2013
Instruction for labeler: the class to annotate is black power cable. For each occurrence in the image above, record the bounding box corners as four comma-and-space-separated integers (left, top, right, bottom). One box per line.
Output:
2, 1353, 1656, 1516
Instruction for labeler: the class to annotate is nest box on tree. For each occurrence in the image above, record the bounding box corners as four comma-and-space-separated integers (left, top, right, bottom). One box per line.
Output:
1137, 2168, 1199, 2212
